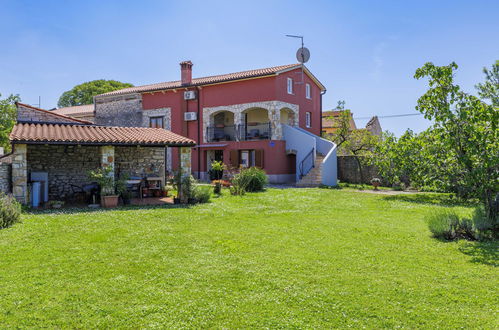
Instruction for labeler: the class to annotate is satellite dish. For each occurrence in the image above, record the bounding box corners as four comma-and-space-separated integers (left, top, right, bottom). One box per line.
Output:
296, 47, 310, 63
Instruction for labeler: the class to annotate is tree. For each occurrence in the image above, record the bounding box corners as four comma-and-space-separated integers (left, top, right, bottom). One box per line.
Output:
325, 101, 379, 183
0, 93, 21, 153
58, 80, 133, 107
476, 60, 498, 107
339, 129, 379, 183
414, 61, 499, 224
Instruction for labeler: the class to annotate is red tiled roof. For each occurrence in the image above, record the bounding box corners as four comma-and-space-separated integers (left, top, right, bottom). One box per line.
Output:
16, 102, 93, 124
98, 63, 311, 97
10, 123, 195, 146
51, 104, 94, 116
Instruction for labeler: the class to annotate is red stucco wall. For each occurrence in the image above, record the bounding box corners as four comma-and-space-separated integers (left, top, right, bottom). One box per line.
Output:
141, 67, 323, 175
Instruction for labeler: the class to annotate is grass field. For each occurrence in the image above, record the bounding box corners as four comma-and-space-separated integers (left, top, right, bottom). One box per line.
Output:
0, 188, 497, 328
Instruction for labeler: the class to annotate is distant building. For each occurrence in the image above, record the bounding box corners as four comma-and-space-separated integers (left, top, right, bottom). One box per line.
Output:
51, 104, 95, 123
321, 110, 382, 136
321, 110, 356, 135
365, 116, 382, 136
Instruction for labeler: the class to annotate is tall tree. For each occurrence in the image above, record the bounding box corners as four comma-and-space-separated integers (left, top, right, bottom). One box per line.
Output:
0, 93, 21, 153
414, 61, 498, 223
58, 80, 133, 107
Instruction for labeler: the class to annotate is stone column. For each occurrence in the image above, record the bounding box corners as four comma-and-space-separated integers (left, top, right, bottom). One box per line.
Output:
234, 111, 242, 141
100, 145, 115, 193
12, 144, 28, 204
268, 103, 281, 140
179, 147, 192, 203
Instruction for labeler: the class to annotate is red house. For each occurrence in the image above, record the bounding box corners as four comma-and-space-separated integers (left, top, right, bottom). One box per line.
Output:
93, 61, 337, 185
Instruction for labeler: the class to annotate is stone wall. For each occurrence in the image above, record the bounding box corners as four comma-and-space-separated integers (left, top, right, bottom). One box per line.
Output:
94, 94, 143, 127
27, 145, 101, 199
17, 104, 80, 124
115, 146, 165, 183
337, 156, 379, 184
0, 163, 11, 194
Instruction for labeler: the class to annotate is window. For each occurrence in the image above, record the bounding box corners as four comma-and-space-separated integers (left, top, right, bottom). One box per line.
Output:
306, 83, 311, 99
230, 149, 264, 168
287, 78, 293, 94
149, 117, 164, 128
305, 112, 311, 128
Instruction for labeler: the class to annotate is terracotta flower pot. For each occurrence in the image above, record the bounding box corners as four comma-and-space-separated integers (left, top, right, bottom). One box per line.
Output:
372, 182, 380, 191
101, 195, 119, 208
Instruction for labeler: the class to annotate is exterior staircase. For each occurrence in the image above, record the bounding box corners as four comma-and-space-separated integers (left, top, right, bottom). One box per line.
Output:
296, 153, 325, 187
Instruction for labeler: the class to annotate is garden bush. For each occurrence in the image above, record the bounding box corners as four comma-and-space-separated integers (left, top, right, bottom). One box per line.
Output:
426, 210, 476, 241
235, 167, 268, 193
472, 206, 498, 240
194, 185, 211, 204
0, 193, 21, 229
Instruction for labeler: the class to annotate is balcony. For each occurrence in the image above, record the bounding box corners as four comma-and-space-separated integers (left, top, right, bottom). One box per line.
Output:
206, 123, 272, 143
206, 125, 237, 142
238, 122, 271, 141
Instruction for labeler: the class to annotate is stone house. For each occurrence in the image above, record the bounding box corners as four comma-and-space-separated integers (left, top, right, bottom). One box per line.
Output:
7, 103, 194, 204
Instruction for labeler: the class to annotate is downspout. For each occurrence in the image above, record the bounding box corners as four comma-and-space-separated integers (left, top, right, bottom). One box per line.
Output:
320, 89, 326, 136
196, 86, 201, 180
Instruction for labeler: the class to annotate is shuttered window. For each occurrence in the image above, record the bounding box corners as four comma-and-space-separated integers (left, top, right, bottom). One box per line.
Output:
229, 149, 264, 168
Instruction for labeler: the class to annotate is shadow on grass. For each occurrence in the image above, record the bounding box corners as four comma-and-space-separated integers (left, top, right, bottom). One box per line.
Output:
459, 241, 498, 267
381, 193, 479, 207
24, 203, 194, 215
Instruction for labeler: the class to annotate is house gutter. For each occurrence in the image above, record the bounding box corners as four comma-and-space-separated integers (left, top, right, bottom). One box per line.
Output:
320, 89, 327, 135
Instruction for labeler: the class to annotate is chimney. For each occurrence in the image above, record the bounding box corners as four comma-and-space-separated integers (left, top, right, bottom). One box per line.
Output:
180, 60, 193, 85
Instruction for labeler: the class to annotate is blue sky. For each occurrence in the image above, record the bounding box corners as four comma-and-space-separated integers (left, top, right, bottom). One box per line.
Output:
1, 0, 498, 135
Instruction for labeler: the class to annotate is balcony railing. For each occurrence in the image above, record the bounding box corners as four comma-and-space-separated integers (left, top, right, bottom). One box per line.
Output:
206, 123, 272, 142
238, 123, 272, 141
206, 125, 237, 142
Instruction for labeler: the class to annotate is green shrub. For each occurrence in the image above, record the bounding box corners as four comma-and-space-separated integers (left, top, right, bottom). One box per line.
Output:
426, 210, 477, 241
230, 174, 247, 196
235, 167, 268, 193
426, 210, 461, 240
194, 185, 211, 204
0, 194, 21, 229
472, 206, 498, 240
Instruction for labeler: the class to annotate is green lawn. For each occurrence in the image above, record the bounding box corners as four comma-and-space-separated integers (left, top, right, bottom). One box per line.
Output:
0, 188, 497, 328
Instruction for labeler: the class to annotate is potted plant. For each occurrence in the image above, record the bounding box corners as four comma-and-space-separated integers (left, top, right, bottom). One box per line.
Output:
210, 160, 225, 181
212, 180, 222, 195
88, 166, 119, 208
163, 185, 174, 197
371, 177, 381, 191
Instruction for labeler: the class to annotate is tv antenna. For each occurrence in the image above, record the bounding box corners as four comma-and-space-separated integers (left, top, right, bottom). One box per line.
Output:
286, 34, 310, 84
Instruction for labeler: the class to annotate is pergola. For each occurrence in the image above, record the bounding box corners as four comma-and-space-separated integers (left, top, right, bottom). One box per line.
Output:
9, 122, 195, 204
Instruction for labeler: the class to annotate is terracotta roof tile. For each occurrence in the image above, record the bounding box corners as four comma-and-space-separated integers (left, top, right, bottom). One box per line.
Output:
51, 104, 94, 116
98, 64, 303, 97
10, 123, 195, 146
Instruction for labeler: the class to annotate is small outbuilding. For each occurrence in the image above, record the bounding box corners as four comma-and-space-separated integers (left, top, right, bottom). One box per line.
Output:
8, 103, 195, 204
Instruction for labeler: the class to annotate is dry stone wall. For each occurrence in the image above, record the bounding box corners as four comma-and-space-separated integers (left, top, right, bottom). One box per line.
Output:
27, 145, 101, 200
94, 94, 144, 127
115, 146, 165, 182
17, 104, 80, 124
0, 163, 11, 194
337, 156, 379, 184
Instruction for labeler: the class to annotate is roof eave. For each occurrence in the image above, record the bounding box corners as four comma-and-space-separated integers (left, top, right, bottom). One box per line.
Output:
10, 140, 196, 147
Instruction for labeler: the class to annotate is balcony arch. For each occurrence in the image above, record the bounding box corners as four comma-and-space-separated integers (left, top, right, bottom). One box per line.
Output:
207, 110, 236, 142
279, 107, 297, 126
240, 107, 271, 141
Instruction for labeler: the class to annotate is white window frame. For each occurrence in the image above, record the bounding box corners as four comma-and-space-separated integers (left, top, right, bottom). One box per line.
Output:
305, 83, 311, 99
305, 112, 311, 128
287, 78, 293, 94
